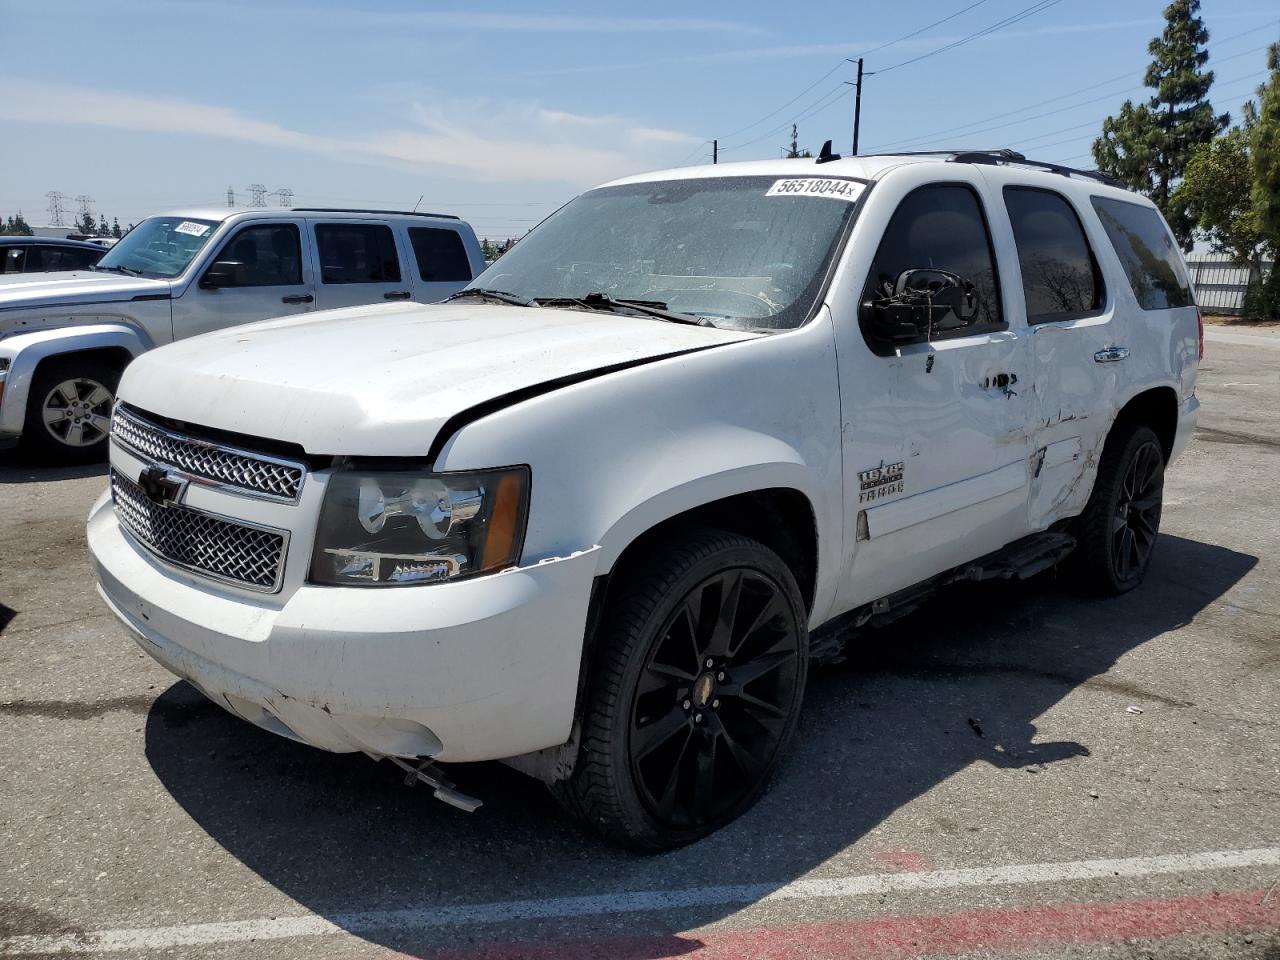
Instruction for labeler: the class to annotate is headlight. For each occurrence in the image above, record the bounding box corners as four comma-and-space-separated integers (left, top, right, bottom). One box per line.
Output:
310, 466, 529, 586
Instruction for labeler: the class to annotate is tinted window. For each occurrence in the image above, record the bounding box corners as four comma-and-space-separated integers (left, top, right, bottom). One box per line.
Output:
1090, 197, 1193, 310
2, 247, 25, 274
215, 224, 302, 286
1004, 188, 1102, 323
409, 227, 472, 282
26, 246, 98, 271
315, 224, 401, 284
861, 183, 1002, 345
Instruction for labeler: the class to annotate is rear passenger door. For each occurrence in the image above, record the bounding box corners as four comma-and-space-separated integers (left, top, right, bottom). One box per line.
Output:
993, 179, 1112, 526
404, 225, 475, 302
309, 221, 411, 309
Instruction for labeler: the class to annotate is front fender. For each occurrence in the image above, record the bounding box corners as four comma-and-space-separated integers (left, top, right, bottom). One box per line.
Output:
0, 324, 153, 437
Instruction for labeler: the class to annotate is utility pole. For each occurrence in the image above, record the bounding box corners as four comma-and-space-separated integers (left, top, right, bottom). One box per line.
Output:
227, 186, 236, 208
851, 58, 865, 155
712, 139, 718, 164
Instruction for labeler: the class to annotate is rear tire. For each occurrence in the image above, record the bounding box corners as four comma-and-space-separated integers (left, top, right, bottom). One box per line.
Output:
18, 356, 120, 465
554, 529, 809, 851
1073, 424, 1165, 595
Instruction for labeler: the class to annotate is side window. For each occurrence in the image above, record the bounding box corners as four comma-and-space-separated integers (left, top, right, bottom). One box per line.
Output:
1089, 197, 1194, 310
315, 224, 401, 284
1003, 187, 1103, 324
215, 224, 302, 287
408, 227, 472, 282
2, 247, 26, 274
69, 248, 103, 270
860, 183, 1003, 353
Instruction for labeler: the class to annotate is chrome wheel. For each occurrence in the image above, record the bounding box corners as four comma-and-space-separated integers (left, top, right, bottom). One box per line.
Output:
629, 567, 802, 830
1112, 439, 1163, 581
41, 378, 113, 448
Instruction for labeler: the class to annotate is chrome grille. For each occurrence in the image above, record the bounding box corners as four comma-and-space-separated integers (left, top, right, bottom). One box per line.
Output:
111, 470, 287, 592
111, 406, 304, 502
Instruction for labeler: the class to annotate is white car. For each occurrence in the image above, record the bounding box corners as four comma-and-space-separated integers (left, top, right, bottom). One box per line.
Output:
88, 148, 1200, 850
0, 208, 482, 463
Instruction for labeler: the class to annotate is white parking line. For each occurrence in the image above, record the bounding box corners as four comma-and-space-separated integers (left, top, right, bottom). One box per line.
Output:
1205, 330, 1280, 348
2, 847, 1277, 955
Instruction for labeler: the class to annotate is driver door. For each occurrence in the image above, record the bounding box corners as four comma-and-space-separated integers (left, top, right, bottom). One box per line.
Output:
174, 220, 314, 340
833, 170, 1034, 608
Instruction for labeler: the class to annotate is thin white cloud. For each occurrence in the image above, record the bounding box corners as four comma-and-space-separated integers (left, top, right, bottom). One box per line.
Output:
0, 79, 696, 186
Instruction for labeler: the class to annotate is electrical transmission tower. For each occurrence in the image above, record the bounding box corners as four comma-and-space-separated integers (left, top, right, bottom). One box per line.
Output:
45, 191, 67, 226
227, 186, 236, 208
74, 195, 95, 218
273, 188, 293, 208
245, 184, 268, 207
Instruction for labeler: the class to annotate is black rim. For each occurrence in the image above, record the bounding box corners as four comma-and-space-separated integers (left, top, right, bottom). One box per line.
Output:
1112, 440, 1163, 581
628, 568, 801, 830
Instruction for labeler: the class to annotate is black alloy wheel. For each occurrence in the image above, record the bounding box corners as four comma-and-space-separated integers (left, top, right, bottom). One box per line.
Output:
629, 567, 803, 830
1111, 438, 1163, 582
555, 529, 809, 851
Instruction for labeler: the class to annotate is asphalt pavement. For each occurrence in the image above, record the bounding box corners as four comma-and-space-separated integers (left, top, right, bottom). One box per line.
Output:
0, 325, 1276, 959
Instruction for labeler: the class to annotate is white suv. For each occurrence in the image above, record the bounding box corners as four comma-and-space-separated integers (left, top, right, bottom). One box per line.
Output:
88, 148, 1200, 850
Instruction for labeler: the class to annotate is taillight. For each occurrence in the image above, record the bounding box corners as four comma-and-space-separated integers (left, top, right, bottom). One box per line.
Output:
1197, 307, 1204, 360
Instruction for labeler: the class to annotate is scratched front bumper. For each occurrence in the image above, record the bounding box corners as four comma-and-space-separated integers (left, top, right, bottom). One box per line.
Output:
88, 491, 600, 762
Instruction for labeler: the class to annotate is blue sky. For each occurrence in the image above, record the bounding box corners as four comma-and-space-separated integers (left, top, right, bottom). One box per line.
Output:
1, 0, 1276, 238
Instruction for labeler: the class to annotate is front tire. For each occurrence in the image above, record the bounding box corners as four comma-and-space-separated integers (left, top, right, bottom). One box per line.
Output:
1073, 424, 1165, 595
18, 357, 120, 465
556, 529, 809, 851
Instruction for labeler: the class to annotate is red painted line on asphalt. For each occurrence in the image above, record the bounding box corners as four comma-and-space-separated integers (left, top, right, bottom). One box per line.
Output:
871, 850, 932, 873
430, 888, 1279, 960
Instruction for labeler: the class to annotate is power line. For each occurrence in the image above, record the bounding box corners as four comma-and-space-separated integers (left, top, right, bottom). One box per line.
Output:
868, 22, 1269, 152
855, 0, 994, 60
722, 84, 851, 152
874, 0, 1067, 76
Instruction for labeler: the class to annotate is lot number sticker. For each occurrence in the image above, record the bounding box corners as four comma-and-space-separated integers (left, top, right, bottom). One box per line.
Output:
766, 178, 865, 202
174, 221, 211, 237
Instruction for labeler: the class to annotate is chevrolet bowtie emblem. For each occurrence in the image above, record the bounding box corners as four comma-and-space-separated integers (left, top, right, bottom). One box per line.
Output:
137, 465, 190, 506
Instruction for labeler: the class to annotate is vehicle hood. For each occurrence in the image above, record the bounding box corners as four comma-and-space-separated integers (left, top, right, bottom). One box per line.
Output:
0, 271, 171, 313
119, 301, 760, 456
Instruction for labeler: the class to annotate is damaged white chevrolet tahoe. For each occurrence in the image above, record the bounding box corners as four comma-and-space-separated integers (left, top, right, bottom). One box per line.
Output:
89, 148, 1200, 850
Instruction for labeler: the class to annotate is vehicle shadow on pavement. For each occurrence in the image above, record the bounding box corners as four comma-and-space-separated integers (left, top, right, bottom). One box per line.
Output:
143, 533, 1256, 958
0, 451, 107, 483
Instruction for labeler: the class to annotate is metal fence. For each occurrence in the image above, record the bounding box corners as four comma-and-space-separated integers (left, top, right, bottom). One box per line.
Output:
1185, 253, 1273, 315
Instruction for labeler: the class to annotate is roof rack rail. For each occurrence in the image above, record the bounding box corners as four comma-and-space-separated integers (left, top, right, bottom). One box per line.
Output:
868, 148, 1122, 187
290, 207, 460, 221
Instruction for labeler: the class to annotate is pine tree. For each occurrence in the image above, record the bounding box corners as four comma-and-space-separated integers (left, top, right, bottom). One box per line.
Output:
1093, 0, 1228, 248
97, 214, 109, 237
112, 217, 122, 239
1251, 43, 1280, 247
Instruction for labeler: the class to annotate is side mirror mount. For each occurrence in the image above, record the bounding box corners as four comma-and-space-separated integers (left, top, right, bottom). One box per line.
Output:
860, 268, 978, 346
200, 261, 242, 289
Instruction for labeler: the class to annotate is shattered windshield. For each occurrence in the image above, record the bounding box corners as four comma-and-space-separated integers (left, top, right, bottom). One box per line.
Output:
96, 216, 220, 279
469, 175, 865, 331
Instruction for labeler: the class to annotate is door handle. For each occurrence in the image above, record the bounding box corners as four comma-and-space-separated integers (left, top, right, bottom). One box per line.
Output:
383, 290, 413, 301
281, 293, 314, 304
1094, 346, 1129, 363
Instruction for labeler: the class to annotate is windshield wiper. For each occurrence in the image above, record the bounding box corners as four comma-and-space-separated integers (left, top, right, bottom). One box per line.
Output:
536, 293, 715, 327
93, 264, 142, 277
443, 287, 536, 307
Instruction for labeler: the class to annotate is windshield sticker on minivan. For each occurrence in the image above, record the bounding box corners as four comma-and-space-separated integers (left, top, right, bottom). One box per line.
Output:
766, 178, 865, 202
174, 221, 211, 237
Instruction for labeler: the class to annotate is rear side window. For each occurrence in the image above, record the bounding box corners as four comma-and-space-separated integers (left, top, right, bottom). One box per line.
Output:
1003, 187, 1103, 324
1090, 197, 1193, 310
408, 227, 472, 282
315, 224, 401, 284
2, 247, 25, 273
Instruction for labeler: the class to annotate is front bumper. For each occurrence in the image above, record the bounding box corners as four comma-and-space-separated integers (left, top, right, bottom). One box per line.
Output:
88, 491, 599, 762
